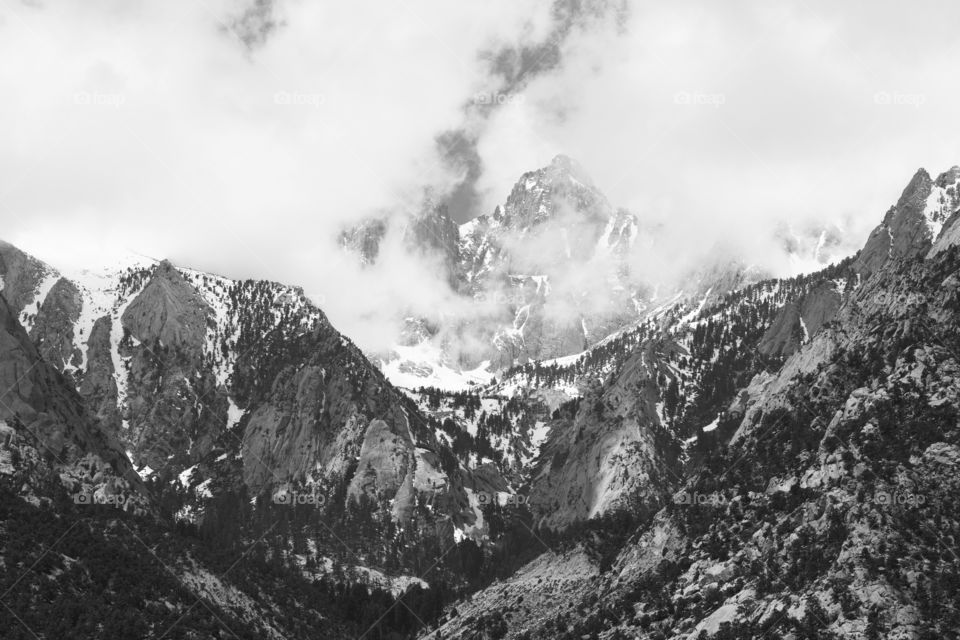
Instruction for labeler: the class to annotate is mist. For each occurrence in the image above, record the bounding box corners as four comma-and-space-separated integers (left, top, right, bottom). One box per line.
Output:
3, 0, 960, 357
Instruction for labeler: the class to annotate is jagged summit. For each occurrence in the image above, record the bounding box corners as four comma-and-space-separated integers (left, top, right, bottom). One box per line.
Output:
898, 166, 931, 197
496, 154, 611, 232
121, 258, 210, 358
548, 153, 594, 186
882, 167, 930, 228
855, 163, 960, 278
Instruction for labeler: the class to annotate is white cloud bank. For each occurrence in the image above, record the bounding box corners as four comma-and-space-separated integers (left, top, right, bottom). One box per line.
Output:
2, 0, 960, 351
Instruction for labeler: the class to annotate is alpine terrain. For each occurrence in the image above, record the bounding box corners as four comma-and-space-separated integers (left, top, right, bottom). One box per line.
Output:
1, 162, 959, 640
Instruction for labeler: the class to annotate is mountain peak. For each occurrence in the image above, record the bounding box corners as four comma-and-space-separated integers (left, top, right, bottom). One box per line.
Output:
856, 165, 950, 278
548, 153, 593, 187
549, 153, 577, 170
496, 155, 609, 234
891, 167, 932, 214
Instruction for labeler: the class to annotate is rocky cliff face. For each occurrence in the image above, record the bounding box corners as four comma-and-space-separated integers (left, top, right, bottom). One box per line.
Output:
0, 290, 144, 507
29, 277, 83, 372
527, 339, 678, 530
758, 278, 845, 359
927, 166, 960, 259
347, 418, 416, 519
118, 261, 226, 473
0, 240, 52, 319
237, 316, 437, 522
121, 260, 211, 359
854, 166, 960, 279
77, 315, 121, 434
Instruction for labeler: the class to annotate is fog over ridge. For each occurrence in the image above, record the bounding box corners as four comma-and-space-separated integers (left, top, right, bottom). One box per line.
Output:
3, 0, 959, 353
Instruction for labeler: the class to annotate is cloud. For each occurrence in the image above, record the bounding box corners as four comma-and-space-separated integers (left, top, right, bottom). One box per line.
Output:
227, 0, 284, 51
436, 0, 629, 220
4, 0, 960, 355
1, 0, 624, 352
470, 0, 960, 272
0, 0, 550, 271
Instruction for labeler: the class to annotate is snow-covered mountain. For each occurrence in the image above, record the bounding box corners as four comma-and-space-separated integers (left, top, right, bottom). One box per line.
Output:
3, 164, 960, 639
348, 156, 800, 391
0, 242, 510, 549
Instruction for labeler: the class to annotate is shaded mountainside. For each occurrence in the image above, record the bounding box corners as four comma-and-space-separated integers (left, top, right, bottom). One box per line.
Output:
0, 245, 524, 600
1, 249, 470, 502
0, 253, 505, 639
0, 290, 399, 639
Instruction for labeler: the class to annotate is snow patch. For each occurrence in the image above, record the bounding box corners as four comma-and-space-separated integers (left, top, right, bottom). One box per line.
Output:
454, 488, 487, 542
226, 398, 244, 430
18, 270, 60, 332
379, 341, 492, 392
178, 465, 197, 489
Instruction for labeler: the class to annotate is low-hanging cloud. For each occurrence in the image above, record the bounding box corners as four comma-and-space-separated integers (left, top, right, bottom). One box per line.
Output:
470, 0, 960, 270
1, 0, 552, 270
3, 0, 960, 358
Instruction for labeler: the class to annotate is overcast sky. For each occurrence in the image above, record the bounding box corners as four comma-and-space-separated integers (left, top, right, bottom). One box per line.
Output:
3, 0, 960, 346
